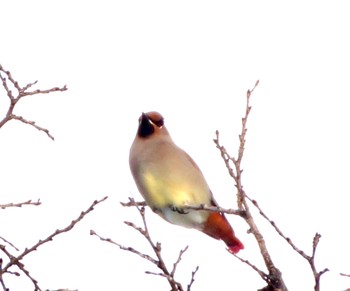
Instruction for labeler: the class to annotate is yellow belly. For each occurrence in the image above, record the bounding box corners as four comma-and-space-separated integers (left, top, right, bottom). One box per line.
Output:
141, 171, 210, 209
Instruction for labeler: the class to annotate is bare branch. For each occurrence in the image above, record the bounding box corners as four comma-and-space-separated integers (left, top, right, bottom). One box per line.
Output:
0, 64, 67, 140
0, 258, 9, 291
187, 266, 199, 291
213, 80, 329, 290
120, 200, 147, 207
214, 80, 288, 290
90, 230, 158, 265
121, 199, 245, 216
213, 80, 259, 209
248, 196, 329, 290
145, 271, 184, 289
233, 253, 269, 282
19, 85, 68, 98
93, 200, 198, 291
129, 205, 183, 291
311, 234, 329, 291
1, 199, 41, 209
183, 204, 245, 217
11, 115, 55, 140
0, 196, 108, 290
171, 246, 189, 278
0, 236, 19, 252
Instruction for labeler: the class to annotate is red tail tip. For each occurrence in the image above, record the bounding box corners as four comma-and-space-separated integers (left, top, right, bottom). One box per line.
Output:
228, 241, 244, 254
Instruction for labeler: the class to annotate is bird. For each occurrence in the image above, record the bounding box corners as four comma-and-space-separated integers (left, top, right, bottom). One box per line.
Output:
129, 111, 244, 254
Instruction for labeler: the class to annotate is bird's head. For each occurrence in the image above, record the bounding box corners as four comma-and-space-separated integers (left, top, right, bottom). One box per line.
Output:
137, 111, 165, 138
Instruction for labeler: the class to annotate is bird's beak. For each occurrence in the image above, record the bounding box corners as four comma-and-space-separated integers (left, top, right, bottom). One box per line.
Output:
141, 112, 149, 122
138, 112, 154, 137
140, 112, 151, 126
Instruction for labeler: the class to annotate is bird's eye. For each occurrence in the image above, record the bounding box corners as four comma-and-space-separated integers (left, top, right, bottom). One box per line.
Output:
141, 111, 164, 128
152, 118, 164, 127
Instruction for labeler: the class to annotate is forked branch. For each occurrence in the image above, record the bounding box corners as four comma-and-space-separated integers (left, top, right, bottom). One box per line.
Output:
0, 64, 67, 140
214, 80, 288, 290
92, 198, 199, 291
0, 196, 108, 290
214, 80, 328, 290
249, 197, 328, 290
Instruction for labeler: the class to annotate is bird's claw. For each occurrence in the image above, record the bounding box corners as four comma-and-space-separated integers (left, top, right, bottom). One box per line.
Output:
170, 205, 189, 214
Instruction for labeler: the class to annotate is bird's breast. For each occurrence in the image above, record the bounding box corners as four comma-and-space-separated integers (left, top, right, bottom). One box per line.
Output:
137, 164, 211, 210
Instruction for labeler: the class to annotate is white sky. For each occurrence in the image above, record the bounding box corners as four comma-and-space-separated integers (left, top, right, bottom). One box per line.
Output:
1, 1, 350, 290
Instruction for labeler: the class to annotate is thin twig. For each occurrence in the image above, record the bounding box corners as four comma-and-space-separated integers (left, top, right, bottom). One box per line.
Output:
11, 115, 55, 140
187, 266, 199, 291
184, 204, 245, 216
90, 229, 158, 265
0, 199, 41, 209
0, 236, 19, 252
233, 253, 269, 282
171, 246, 189, 278
120, 200, 147, 207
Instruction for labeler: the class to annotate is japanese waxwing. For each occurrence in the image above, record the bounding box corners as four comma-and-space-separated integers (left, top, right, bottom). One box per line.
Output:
129, 111, 244, 253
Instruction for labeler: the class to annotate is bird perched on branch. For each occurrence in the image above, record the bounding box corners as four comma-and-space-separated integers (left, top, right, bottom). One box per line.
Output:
129, 111, 244, 254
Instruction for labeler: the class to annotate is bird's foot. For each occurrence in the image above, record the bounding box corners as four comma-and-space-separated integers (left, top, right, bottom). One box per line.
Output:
170, 205, 189, 214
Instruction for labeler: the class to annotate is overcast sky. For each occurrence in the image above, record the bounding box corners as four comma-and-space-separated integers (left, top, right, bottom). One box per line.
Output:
1, 1, 350, 290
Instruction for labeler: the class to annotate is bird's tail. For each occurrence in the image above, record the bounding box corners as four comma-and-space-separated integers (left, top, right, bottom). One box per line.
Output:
203, 212, 244, 254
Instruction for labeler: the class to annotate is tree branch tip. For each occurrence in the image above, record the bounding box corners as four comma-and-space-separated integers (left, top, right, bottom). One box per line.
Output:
98, 196, 106, 202
313, 233, 322, 246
